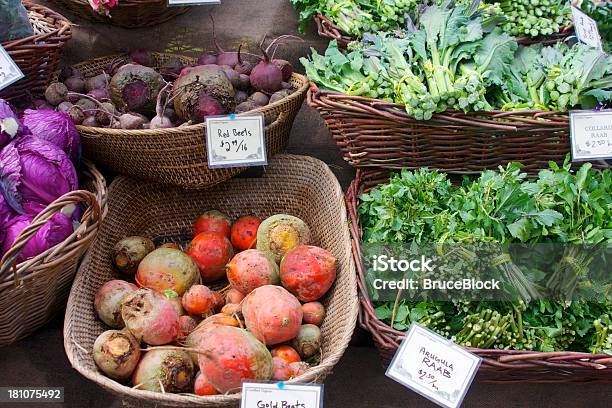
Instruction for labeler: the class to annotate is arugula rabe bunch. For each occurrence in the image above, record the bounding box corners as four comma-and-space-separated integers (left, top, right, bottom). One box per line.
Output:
497, 0, 571, 38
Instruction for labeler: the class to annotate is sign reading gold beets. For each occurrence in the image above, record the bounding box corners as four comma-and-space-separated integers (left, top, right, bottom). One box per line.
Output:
361, 242, 612, 303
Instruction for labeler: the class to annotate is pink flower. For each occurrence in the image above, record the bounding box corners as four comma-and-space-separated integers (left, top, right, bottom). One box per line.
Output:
88, 0, 119, 16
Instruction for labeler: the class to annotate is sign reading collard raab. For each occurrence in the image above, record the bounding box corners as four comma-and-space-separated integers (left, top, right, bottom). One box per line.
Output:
386, 324, 481, 408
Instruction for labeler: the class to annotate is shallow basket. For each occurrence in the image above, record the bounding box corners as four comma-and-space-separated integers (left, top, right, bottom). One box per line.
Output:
64, 154, 359, 407
51, 0, 188, 28
0, 1, 72, 101
346, 168, 612, 383
314, 14, 573, 48
0, 160, 106, 346
72, 53, 309, 189
308, 86, 609, 174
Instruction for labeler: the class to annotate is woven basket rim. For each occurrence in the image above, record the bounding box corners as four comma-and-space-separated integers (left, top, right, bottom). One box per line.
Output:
63, 154, 359, 405
346, 168, 612, 378
69, 53, 309, 136
0, 159, 107, 284
1, 1, 72, 48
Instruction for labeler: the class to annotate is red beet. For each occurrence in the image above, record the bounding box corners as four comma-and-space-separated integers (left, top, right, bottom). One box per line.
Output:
64, 77, 85, 93
194, 94, 225, 122
121, 80, 150, 111
272, 59, 294, 82
198, 53, 217, 66
235, 45, 253, 75
94, 280, 138, 328
93, 330, 141, 380
129, 48, 152, 66
121, 288, 180, 345
211, 15, 239, 67
88, 87, 110, 101
250, 40, 283, 93
59, 66, 83, 82
271, 345, 301, 364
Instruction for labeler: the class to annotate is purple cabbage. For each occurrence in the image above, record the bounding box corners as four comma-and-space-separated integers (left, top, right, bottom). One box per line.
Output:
0, 99, 27, 149
0, 136, 78, 214
0, 204, 76, 262
22, 109, 80, 163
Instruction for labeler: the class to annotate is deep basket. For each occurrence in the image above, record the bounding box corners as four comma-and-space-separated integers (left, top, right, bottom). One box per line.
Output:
64, 154, 359, 407
71, 53, 309, 189
50, 0, 188, 28
346, 168, 612, 383
0, 1, 72, 101
0, 160, 107, 346
308, 86, 608, 174
314, 14, 573, 48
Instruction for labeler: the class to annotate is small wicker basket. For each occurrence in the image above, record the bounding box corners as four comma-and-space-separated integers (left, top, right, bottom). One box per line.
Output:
346, 169, 612, 383
64, 154, 359, 407
51, 0, 188, 28
308, 85, 608, 174
0, 1, 72, 101
314, 14, 573, 48
71, 53, 309, 189
0, 160, 107, 346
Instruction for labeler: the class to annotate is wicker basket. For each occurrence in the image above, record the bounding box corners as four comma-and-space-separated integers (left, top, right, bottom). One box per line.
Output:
346, 169, 612, 383
0, 1, 72, 101
71, 53, 309, 189
314, 14, 573, 48
0, 160, 106, 346
308, 86, 609, 174
64, 154, 359, 407
51, 0, 188, 28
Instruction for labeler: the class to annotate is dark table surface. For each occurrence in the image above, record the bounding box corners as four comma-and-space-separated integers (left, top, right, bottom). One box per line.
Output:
2, 0, 610, 406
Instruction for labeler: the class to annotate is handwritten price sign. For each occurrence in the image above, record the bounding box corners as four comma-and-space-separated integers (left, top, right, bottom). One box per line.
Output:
0, 46, 24, 92
205, 113, 267, 168
571, 6, 603, 51
570, 110, 612, 161
386, 323, 481, 408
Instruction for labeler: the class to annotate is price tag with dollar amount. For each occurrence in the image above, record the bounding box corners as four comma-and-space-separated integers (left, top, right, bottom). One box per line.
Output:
570, 110, 612, 161
205, 113, 267, 168
167, 0, 220, 6
386, 323, 482, 408
241, 382, 324, 408
0, 46, 24, 92
571, 6, 603, 51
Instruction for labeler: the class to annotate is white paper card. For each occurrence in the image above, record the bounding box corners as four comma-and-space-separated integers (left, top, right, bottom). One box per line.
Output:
571, 6, 603, 51
241, 382, 323, 408
205, 113, 267, 168
168, 0, 220, 6
0, 46, 24, 92
386, 323, 482, 408
569, 110, 612, 161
